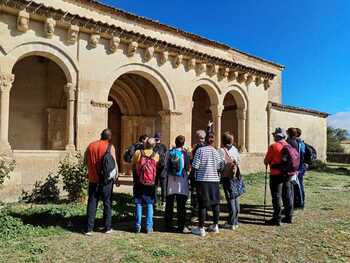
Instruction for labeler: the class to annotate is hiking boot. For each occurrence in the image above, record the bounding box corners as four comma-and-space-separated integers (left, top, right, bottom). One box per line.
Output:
223, 223, 236, 230
265, 218, 281, 226
191, 227, 206, 237
281, 217, 293, 224
207, 224, 219, 233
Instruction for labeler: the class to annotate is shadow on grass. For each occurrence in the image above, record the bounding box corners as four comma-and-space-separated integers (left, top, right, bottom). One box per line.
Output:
8, 193, 169, 234
312, 166, 350, 176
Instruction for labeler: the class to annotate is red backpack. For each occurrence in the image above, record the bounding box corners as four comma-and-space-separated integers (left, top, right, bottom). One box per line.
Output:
281, 144, 300, 176
137, 150, 157, 186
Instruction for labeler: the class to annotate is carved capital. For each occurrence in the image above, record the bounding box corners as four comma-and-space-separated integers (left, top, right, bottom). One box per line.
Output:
89, 34, 100, 48
45, 18, 56, 38
173, 54, 183, 68
144, 46, 154, 61
0, 74, 15, 93
159, 50, 169, 65
127, 41, 138, 57
209, 104, 224, 117
17, 10, 29, 32
91, 100, 113, 109
109, 36, 120, 53
263, 79, 270, 90
158, 110, 183, 117
68, 25, 79, 44
64, 83, 76, 100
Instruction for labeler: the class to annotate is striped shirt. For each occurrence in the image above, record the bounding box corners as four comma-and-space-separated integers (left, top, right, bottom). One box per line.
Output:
192, 145, 224, 182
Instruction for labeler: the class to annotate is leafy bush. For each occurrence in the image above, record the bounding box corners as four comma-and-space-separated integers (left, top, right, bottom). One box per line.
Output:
0, 154, 16, 185
21, 174, 60, 204
58, 152, 88, 202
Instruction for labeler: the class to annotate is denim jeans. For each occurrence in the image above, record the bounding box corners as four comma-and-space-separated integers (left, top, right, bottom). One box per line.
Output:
224, 193, 240, 225
297, 170, 305, 208
135, 201, 153, 231
86, 182, 113, 232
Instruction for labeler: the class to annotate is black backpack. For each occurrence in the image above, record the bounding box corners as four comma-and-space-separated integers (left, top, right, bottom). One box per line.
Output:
100, 144, 117, 185
304, 143, 317, 165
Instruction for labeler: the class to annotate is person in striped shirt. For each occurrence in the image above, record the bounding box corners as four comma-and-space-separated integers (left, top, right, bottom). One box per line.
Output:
191, 133, 224, 237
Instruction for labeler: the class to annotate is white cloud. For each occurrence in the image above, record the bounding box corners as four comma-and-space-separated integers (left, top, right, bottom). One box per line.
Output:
328, 112, 350, 131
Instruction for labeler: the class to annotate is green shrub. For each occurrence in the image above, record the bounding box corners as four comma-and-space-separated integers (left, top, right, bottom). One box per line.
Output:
59, 152, 88, 202
21, 174, 60, 204
0, 154, 16, 185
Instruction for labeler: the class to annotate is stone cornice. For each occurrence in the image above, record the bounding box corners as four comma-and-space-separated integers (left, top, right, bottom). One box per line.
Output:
1, 0, 276, 81
268, 102, 329, 118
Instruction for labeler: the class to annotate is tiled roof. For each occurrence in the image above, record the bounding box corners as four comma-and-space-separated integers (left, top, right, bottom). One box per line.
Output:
71, 0, 284, 69
269, 102, 329, 118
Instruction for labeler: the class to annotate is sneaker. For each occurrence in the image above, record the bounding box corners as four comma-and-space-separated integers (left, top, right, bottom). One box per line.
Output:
146, 228, 153, 234
135, 225, 141, 233
105, 229, 113, 234
223, 223, 236, 230
265, 218, 281, 226
235, 224, 239, 229
191, 227, 206, 237
180, 226, 191, 234
281, 217, 293, 224
84, 231, 93, 236
207, 224, 219, 233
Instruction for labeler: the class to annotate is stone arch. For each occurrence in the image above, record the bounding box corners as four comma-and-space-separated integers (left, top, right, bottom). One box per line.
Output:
105, 63, 175, 111
3, 41, 78, 87
221, 84, 249, 152
192, 78, 221, 106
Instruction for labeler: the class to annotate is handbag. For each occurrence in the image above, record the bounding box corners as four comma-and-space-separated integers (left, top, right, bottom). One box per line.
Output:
222, 148, 237, 178
231, 167, 245, 198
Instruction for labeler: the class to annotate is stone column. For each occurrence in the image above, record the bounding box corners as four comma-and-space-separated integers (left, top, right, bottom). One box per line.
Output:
0, 73, 15, 152
210, 105, 223, 148
64, 83, 76, 151
237, 109, 247, 152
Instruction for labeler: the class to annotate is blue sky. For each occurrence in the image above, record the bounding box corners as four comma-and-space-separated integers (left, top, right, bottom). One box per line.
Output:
101, 0, 350, 130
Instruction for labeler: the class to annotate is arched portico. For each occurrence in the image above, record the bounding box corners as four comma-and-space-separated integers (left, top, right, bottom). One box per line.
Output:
191, 79, 221, 146
0, 41, 78, 151
107, 69, 170, 174
221, 85, 248, 152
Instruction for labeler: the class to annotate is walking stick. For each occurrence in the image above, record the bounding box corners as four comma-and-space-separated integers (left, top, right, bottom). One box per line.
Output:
264, 165, 268, 221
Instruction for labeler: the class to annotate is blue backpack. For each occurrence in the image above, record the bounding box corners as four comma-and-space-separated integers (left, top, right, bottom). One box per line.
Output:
169, 148, 185, 177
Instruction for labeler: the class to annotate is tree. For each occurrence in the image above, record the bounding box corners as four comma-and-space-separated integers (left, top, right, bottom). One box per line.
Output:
327, 126, 349, 153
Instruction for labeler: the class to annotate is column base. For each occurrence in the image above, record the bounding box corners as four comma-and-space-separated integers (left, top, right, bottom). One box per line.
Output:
65, 144, 76, 151
0, 141, 12, 155
239, 146, 247, 153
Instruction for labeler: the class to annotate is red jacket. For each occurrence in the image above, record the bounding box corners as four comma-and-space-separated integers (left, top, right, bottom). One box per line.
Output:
265, 140, 288, 176
86, 140, 109, 183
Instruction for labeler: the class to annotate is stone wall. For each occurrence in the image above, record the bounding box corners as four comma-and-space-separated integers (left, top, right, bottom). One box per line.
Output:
269, 107, 327, 161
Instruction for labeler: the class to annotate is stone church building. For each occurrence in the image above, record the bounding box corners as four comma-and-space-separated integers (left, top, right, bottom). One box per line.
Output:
0, 0, 328, 200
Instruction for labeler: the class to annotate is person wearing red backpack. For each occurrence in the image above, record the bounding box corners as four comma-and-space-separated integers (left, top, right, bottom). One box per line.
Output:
264, 127, 294, 226
132, 137, 159, 233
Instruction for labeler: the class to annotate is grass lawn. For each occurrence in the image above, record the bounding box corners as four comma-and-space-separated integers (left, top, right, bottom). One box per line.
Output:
1, 168, 350, 263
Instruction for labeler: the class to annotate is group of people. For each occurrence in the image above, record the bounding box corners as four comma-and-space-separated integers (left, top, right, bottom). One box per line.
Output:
84, 122, 311, 237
